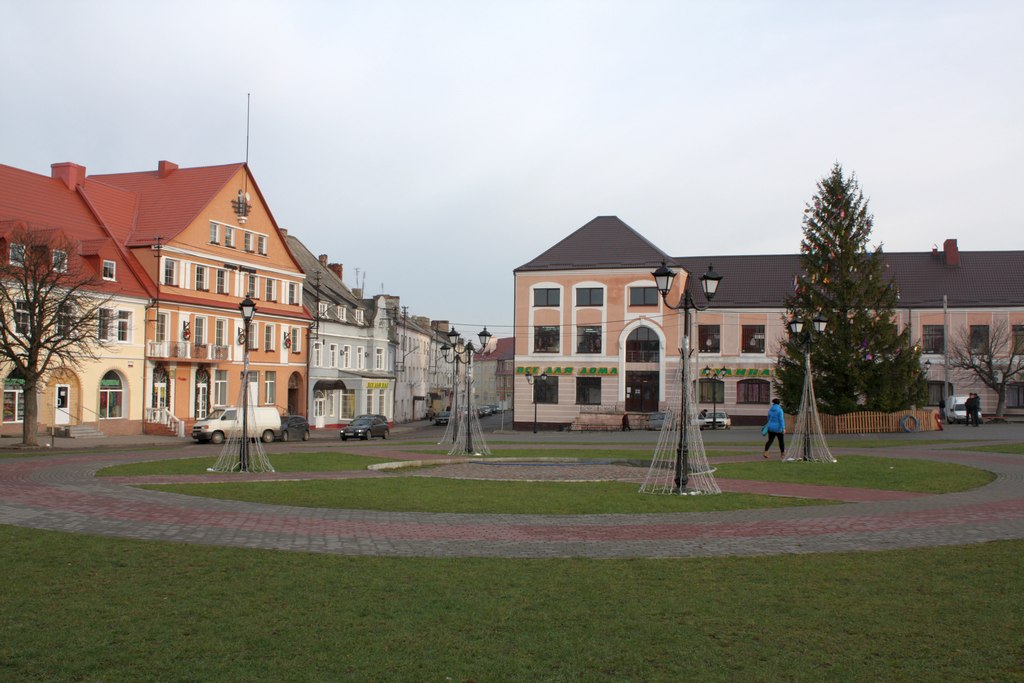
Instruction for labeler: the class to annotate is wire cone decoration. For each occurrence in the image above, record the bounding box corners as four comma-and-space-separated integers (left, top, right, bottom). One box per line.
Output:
639, 351, 721, 495
785, 355, 835, 463
449, 367, 490, 457
439, 367, 461, 446
208, 375, 275, 473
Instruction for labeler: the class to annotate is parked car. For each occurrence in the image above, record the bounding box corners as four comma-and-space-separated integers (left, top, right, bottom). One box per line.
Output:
434, 410, 451, 425
946, 396, 983, 424
276, 415, 310, 442
354, 414, 389, 425
191, 406, 282, 444
477, 404, 493, 417
340, 416, 389, 441
647, 411, 667, 430
699, 411, 732, 430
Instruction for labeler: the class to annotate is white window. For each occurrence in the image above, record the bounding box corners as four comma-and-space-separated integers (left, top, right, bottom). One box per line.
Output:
375, 348, 385, 370
327, 390, 336, 417
329, 343, 338, 368
209, 222, 219, 244
265, 370, 276, 405
9, 243, 25, 266
215, 318, 227, 347
156, 312, 169, 343
116, 311, 131, 342
356, 346, 364, 369
264, 277, 277, 302
338, 306, 346, 322
340, 389, 355, 419
3, 378, 25, 422
194, 316, 207, 346
102, 260, 116, 281
246, 273, 257, 297
288, 282, 299, 305
343, 345, 351, 368
163, 258, 178, 286
15, 301, 29, 335
247, 322, 258, 350
318, 302, 329, 318
355, 309, 364, 324
244, 232, 254, 252
258, 235, 267, 255
195, 265, 208, 291
214, 370, 228, 405
52, 249, 68, 272
216, 269, 228, 294
224, 227, 234, 248
313, 341, 322, 367
264, 323, 275, 351
290, 326, 302, 353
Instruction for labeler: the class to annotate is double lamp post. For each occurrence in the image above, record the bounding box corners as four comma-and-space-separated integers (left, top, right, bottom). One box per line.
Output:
652, 261, 722, 493
441, 326, 492, 454
238, 294, 256, 471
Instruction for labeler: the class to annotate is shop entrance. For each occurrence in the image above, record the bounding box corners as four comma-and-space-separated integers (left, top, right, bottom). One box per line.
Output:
625, 371, 659, 412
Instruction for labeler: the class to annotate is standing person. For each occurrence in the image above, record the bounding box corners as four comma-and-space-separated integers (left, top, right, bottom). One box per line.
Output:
967, 393, 981, 427
763, 398, 786, 459
938, 396, 946, 424
621, 413, 631, 431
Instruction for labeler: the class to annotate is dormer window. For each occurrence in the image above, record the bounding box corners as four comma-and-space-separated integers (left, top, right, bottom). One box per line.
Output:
318, 302, 329, 318
355, 310, 364, 324
338, 306, 346, 322
102, 260, 117, 281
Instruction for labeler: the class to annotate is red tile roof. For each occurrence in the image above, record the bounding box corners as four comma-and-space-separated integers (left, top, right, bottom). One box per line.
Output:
89, 163, 243, 246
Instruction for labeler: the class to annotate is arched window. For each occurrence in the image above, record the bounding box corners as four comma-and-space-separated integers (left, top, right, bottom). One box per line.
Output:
3, 369, 26, 423
99, 371, 124, 419
699, 377, 724, 403
626, 327, 659, 363
737, 378, 771, 404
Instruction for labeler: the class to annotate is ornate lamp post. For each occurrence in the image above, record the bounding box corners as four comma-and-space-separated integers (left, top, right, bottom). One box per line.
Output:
702, 365, 726, 429
441, 326, 491, 454
238, 295, 256, 471
787, 313, 827, 461
652, 261, 722, 492
524, 370, 548, 433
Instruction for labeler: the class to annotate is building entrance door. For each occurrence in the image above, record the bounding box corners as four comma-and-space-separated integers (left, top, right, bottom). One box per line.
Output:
55, 384, 71, 425
625, 371, 659, 412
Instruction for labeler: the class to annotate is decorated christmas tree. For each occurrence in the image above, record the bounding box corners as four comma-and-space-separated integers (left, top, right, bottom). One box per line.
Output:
775, 163, 927, 414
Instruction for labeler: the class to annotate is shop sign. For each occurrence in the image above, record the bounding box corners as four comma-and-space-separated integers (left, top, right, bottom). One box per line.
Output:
516, 366, 618, 376
366, 381, 389, 388
700, 367, 772, 377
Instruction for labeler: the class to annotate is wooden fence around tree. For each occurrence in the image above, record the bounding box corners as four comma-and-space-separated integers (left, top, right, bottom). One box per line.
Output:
785, 409, 940, 434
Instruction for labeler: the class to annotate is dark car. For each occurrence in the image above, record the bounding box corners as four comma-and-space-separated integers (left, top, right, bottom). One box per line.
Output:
434, 410, 451, 425
276, 415, 310, 442
341, 416, 389, 441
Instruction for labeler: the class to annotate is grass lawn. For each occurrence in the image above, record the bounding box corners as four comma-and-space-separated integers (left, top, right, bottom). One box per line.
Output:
144, 478, 832, 514
97, 452, 395, 477
963, 443, 1024, 456
0, 526, 1020, 681
714, 455, 994, 493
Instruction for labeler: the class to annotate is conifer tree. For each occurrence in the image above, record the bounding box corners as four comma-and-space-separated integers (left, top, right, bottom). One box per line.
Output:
775, 164, 927, 414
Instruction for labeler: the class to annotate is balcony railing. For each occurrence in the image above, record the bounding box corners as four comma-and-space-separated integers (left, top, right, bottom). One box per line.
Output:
147, 341, 232, 361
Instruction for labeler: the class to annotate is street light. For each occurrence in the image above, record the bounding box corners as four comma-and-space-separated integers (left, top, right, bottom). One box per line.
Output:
238, 295, 256, 471
440, 326, 491, 454
787, 312, 828, 461
524, 370, 548, 433
652, 261, 722, 493
702, 365, 726, 430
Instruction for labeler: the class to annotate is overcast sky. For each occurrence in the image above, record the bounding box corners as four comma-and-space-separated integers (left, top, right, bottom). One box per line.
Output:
3, 1, 1021, 337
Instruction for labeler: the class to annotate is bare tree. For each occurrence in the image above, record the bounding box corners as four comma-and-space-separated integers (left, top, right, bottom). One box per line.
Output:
947, 318, 1024, 419
0, 224, 114, 446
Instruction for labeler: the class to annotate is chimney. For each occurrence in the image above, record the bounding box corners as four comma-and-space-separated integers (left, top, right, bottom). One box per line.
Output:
51, 162, 86, 190
943, 238, 960, 267
352, 288, 362, 298
318, 254, 328, 267
431, 320, 450, 334
279, 227, 288, 237
328, 262, 344, 281
157, 160, 178, 178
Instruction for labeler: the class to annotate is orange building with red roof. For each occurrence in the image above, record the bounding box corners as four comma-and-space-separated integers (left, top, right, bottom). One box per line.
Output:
81, 160, 311, 435
0, 163, 154, 436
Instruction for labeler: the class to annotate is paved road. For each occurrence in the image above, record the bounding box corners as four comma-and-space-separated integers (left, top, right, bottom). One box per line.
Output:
0, 420, 1021, 558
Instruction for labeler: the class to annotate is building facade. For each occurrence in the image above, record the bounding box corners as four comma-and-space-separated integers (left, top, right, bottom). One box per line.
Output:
513, 217, 1024, 430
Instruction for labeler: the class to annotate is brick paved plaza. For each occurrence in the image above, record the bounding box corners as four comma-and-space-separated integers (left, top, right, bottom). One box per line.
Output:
1, 424, 1022, 559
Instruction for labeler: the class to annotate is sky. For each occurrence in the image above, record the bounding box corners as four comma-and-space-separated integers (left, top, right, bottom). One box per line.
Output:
3, 1, 1022, 338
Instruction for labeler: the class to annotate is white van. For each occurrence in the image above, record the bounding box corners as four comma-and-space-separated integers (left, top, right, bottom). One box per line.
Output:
191, 406, 283, 444
945, 396, 983, 425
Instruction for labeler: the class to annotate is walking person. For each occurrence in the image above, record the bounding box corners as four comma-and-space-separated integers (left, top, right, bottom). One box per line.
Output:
621, 413, 631, 431
763, 398, 786, 459
967, 393, 981, 427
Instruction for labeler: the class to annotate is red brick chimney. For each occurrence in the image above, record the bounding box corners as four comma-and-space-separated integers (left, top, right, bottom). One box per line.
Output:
158, 160, 178, 178
943, 238, 960, 267
51, 162, 86, 190
328, 263, 344, 281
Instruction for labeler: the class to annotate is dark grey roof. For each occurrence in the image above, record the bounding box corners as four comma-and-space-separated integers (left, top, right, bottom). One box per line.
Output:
285, 234, 366, 316
515, 216, 672, 272
673, 250, 1024, 309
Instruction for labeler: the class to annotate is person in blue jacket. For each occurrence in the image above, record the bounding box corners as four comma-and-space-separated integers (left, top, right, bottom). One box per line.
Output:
763, 398, 786, 459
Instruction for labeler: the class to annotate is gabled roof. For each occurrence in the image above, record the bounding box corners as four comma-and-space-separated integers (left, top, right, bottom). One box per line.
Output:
285, 234, 367, 319
477, 336, 513, 362
672, 250, 1024, 309
515, 216, 672, 272
88, 163, 243, 245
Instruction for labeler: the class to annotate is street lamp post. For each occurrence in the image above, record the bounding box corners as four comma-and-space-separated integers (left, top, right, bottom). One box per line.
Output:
652, 261, 722, 493
702, 366, 725, 429
238, 295, 256, 471
441, 326, 491, 454
524, 370, 548, 433
787, 313, 827, 461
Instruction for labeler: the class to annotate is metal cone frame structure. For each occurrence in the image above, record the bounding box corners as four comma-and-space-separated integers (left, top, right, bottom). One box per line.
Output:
441, 363, 490, 457
785, 354, 835, 463
207, 373, 276, 473
639, 352, 721, 495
